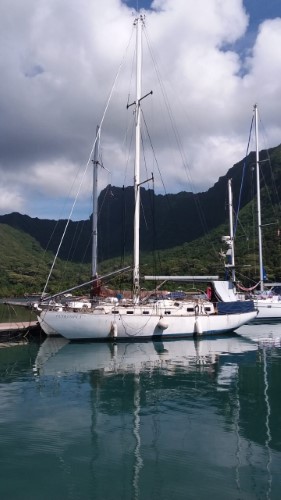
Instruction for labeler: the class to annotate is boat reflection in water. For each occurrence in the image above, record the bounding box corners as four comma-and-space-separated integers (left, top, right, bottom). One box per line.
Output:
34, 334, 257, 377
32, 329, 281, 500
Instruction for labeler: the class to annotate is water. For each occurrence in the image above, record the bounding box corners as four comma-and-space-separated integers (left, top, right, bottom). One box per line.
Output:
1, 324, 281, 500
0, 301, 37, 323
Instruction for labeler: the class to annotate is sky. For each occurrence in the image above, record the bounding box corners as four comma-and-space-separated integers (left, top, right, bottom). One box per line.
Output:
0, 0, 280, 220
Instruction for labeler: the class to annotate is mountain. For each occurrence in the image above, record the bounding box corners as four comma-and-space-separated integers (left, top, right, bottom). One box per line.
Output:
0, 224, 90, 297
1, 144, 281, 266
1, 142, 281, 297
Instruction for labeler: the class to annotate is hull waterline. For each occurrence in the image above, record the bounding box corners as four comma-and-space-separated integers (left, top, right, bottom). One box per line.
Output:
38, 308, 257, 341
250, 298, 281, 323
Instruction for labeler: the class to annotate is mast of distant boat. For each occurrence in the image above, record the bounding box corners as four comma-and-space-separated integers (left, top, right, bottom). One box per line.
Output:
228, 178, 236, 282
254, 104, 264, 291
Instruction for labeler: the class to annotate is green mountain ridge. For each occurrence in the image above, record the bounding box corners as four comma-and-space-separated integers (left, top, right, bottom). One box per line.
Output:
0, 224, 90, 297
1, 144, 281, 296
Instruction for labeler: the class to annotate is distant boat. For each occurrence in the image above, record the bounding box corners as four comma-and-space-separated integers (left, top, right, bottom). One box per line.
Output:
217, 106, 281, 323
249, 105, 281, 322
37, 15, 257, 340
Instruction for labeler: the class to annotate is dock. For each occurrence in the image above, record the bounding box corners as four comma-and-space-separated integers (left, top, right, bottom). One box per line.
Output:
0, 321, 42, 343
0, 320, 39, 332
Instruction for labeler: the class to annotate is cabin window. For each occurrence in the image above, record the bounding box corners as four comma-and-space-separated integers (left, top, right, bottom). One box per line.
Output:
126, 311, 134, 314
204, 307, 212, 313
164, 311, 171, 315
112, 310, 119, 314
187, 307, 195, 312
142, 311, 149, 315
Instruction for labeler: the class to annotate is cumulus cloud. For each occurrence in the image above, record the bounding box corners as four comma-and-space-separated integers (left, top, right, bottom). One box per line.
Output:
0, 0, 280, 218
0, 185, 24, 213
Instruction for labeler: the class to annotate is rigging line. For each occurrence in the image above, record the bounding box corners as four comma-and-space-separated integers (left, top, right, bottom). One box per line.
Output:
260, 119, 281, 214
143, 27, 210, 239
120, 185, 127, 269
98, 183, 112, 216
140, 125, 152, 192
259, 111, 280, 208
259, 165, 275, 215
139, 129, 151, 231
123, 24, 137, 187
122, 113, 134, 189
234, 113, 254, 238
65, 220, 86, 263
141, 109, 185, 260
94, 150, 112, 219
235, 271, 258, 286
142, 112, 189, 273
255, 115, 278, 217
249, 154, 259, 274
41, 145, 96, 266
150, 179, 162, 282
143, 28, 192, 180
143, 30, 186, 180
141, 111, 167, 195
266, 156, 281, 217
232, 207, 249, 240
42, 28, 135, 296
258, 152, 281, 224
80, 230, 92, 267
40, 266, 131, 302
44, 173, 84, 256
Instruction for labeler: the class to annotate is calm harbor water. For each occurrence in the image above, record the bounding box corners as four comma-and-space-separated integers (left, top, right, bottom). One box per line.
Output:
1, 324, 281, 499
0, 301, 37, 323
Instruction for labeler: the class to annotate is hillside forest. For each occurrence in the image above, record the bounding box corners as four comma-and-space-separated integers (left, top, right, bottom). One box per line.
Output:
0, 144, 281, 298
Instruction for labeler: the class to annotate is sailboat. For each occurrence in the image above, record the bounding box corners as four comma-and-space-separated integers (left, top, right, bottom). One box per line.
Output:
37, 16, 257, 340
245, 105, 281, 322
215, 105, 281, 323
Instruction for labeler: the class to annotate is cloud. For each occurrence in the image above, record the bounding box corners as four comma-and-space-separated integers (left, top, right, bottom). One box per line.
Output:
0, 0, 280, 218
0, 185, 24, 213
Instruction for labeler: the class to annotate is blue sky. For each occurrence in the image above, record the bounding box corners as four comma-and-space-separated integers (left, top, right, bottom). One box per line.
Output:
125, 0, 280, 23
124, 0, 280, 48
0, 0, 280, 219
244, 0, 280, 26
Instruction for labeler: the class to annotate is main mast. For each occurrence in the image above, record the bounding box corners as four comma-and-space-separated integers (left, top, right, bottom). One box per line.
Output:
254, 104, 264, 291
91, 125, 100, 297
133, 16, 143, 301
92, 126, 100, 277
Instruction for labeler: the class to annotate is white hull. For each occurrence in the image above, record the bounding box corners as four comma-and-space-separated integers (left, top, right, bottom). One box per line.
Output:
212, 281, 281, 323
38, 301, 257, 340
252, 297, 281, 323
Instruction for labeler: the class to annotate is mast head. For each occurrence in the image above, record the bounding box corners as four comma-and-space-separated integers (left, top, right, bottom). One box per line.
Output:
133, 13, 145, 26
